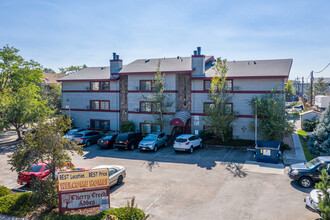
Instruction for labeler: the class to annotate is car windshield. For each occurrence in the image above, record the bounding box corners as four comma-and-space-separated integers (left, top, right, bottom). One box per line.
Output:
29, 165, 43, 172
143, 135, 157, 141
305, 158, 321, 169
74, 133, 83, 138
67, 130, 77, 135
175, 138, 187, 143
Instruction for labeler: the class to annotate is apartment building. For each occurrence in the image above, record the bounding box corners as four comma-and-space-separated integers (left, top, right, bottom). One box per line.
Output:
58, 47, 292, 140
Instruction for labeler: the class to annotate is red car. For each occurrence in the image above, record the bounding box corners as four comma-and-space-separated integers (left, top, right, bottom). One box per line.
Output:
17, 161, 82, 185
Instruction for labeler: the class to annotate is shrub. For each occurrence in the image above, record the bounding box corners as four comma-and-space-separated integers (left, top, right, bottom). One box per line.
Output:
292, 112, 300, 119
30, 178, 58, 209
0, 192, 35, 217
120, 121, 135, 133
302, 118, 319, 132
198, 130, 212, 141
103, 197, 145, 220
280, 143, 291, 152
0, 185, 11, 197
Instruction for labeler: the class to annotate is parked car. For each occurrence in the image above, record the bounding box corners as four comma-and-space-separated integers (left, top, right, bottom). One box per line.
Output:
287, 156, 330, 188
72, 131, 103, 147
138, 132, 168, 152
291, 105, 303, 112
17, 161, 76, 185
304, 188, 329, 213
63, 128, 87, 140
92, 165, 126, 187
114, 132, 143, 150
97, 132, 119, 148
173, 134, 203, 153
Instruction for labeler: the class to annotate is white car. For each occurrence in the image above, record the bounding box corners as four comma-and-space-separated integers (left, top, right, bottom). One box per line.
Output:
92, 165, 126, 187
305, 189, 329, 213
173, 134, 203, 153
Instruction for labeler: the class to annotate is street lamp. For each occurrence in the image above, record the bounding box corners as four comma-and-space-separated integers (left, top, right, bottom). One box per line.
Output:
254, 100, 258, 145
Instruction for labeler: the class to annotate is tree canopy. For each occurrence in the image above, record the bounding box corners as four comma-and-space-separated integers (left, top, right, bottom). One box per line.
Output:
59, 64, 87, 75
285, 81, 295, 101
316, 170, 330, 220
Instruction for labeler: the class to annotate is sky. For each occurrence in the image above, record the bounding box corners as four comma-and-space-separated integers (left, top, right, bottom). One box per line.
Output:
0, 0, 329, 81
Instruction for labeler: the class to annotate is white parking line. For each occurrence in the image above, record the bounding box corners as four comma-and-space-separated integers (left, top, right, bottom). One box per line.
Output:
223, 147, 234, 160
145, 185, 171, 211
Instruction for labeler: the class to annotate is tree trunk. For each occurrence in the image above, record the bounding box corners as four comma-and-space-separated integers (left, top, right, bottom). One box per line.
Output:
15, 126, 22, 140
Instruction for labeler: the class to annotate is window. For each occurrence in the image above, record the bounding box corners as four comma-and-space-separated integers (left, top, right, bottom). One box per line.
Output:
90, 82, 109, 91
140, 123, 161, 134
203, 102, 233, 114
108, 168, 117, 176
140, 101, 152, 112
90, 100, 110, 110
140, 80, 152, 91
90, 120, 110, 130
204, 79, 233, 91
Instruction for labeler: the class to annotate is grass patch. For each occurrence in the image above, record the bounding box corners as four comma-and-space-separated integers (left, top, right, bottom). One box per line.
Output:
204, 139, 254, 147
297, 130, 314, 161
0, 192, 35, 217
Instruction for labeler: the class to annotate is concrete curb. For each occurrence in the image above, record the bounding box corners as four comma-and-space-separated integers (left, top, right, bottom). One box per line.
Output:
292, 133, 307, 163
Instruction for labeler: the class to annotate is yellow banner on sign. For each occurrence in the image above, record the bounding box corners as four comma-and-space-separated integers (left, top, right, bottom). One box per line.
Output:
58, 169, 109, 192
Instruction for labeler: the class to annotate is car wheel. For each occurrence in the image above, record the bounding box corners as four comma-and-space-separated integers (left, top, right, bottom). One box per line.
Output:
190, 146, 193, 154
299, 177, 313, 188
117, 175, 123, 185
200, 142, 203, 148
154, 145, 158, 152
86, 141, 91, 147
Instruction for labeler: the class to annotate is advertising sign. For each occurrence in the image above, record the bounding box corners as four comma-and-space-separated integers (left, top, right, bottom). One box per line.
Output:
58, 169, 109, 192
59, 188, 110, 211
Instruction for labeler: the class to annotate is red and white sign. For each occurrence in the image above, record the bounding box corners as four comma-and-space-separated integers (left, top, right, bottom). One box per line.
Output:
59, 187, 110, 211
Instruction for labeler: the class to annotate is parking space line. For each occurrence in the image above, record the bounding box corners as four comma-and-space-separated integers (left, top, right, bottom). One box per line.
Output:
145, 185, 171, 211
223, 147, 234, 160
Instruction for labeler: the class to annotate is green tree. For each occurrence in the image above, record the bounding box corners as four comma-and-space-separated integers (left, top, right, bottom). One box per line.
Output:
8, 116, 82, 208
0, 86, 52, 139
314, 77, 328, 96
120, 120, 135, 133
203, 58, 236, 142
43, 68, 56, 73
143, 61, 173, 131
250, 89, 294, 141
39, 84, 62, 115
308, 103, 330, 156
0, 45, 43, 92
59, 64, 87, 75
315, 170, 330, 220
285, 81, 295, 101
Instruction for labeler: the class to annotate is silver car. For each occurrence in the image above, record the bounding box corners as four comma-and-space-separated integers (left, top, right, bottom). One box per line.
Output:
63, 128, 86, 140
138, 132, 168, 152
92, 165, 126, 187
173, 134, 203, 153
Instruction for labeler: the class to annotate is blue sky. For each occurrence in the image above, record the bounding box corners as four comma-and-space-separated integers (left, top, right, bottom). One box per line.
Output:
1, 0, 329, 80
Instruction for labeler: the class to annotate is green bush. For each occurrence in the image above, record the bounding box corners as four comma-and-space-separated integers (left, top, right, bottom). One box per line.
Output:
292, 112, 300, 118
39, 212, 104, 220
103, 197, 145, 220
280, 143, 291, 152
198, 130, 212, 141
303, 119, 319, 132
0, 192, 35, 217
0, 185, 11, 197
31, 178, 58, 209
120, 121, 135, 133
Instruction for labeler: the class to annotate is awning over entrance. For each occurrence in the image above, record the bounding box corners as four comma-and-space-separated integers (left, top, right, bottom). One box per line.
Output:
170, 110, 191, 127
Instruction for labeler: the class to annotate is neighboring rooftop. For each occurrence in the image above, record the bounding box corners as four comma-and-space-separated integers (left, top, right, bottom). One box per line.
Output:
42, 72, 64, 85
58, 67, 118, 81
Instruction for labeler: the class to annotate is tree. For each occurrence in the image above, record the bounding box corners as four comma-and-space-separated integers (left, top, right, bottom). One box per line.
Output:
203, 58, 236, 142
8, 116, 82, 208
315, 169, 330, 220
43, 68, 56, 73
0, 45, 43, 92
308, 103, 330, 156
285, 81, 295, 101
143, 61, 173, 131
314, 77, 328, 96
39, 83, 62, 115
59, 64, 87, 75
0, 86, 52, 139
250, 88, 295, 141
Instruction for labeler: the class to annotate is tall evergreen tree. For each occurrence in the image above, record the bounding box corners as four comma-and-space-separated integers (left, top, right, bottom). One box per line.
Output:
315, 170, 330, 220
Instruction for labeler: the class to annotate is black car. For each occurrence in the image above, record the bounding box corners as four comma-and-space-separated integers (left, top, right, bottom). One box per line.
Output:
97, 132, 119, 148
114, 132, 143, 150
72, 131, 103, 147
288, 156, 330, 188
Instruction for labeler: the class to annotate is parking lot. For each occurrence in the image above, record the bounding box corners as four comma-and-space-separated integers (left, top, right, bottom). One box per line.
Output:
0, 142, 319, 219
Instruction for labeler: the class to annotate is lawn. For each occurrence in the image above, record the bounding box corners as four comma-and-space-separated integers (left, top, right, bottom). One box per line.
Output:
297, 130, 314, 161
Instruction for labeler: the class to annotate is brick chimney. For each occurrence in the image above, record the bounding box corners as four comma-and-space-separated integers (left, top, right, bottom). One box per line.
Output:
191, 47, 205, 76
110, 52, 123, 74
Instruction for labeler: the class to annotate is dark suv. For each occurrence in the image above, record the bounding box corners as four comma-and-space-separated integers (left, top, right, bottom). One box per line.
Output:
288, 156, 330, 188
114, 132, 143, 150
72, 131, 103, 147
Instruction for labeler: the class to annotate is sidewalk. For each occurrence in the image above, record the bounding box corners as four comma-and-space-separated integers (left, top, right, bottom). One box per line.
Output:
283, 133, 307, 165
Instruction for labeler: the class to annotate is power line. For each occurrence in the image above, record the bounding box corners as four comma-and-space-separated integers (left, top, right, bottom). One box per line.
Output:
314, 62, 330, 73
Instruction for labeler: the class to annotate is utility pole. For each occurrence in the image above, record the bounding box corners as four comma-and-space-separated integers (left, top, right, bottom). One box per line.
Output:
309, 71, 314, 106
302, 77, 304, 97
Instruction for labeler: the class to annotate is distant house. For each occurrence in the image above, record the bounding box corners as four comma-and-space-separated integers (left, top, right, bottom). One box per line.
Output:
315, 77, 330, 95
58, 47, 292, 140
41, 73, 63, 87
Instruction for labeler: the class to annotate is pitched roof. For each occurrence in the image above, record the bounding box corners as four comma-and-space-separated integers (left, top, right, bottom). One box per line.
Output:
42, 73, 64, 85
58, 67, 118, 81
203, 59, 292, 78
